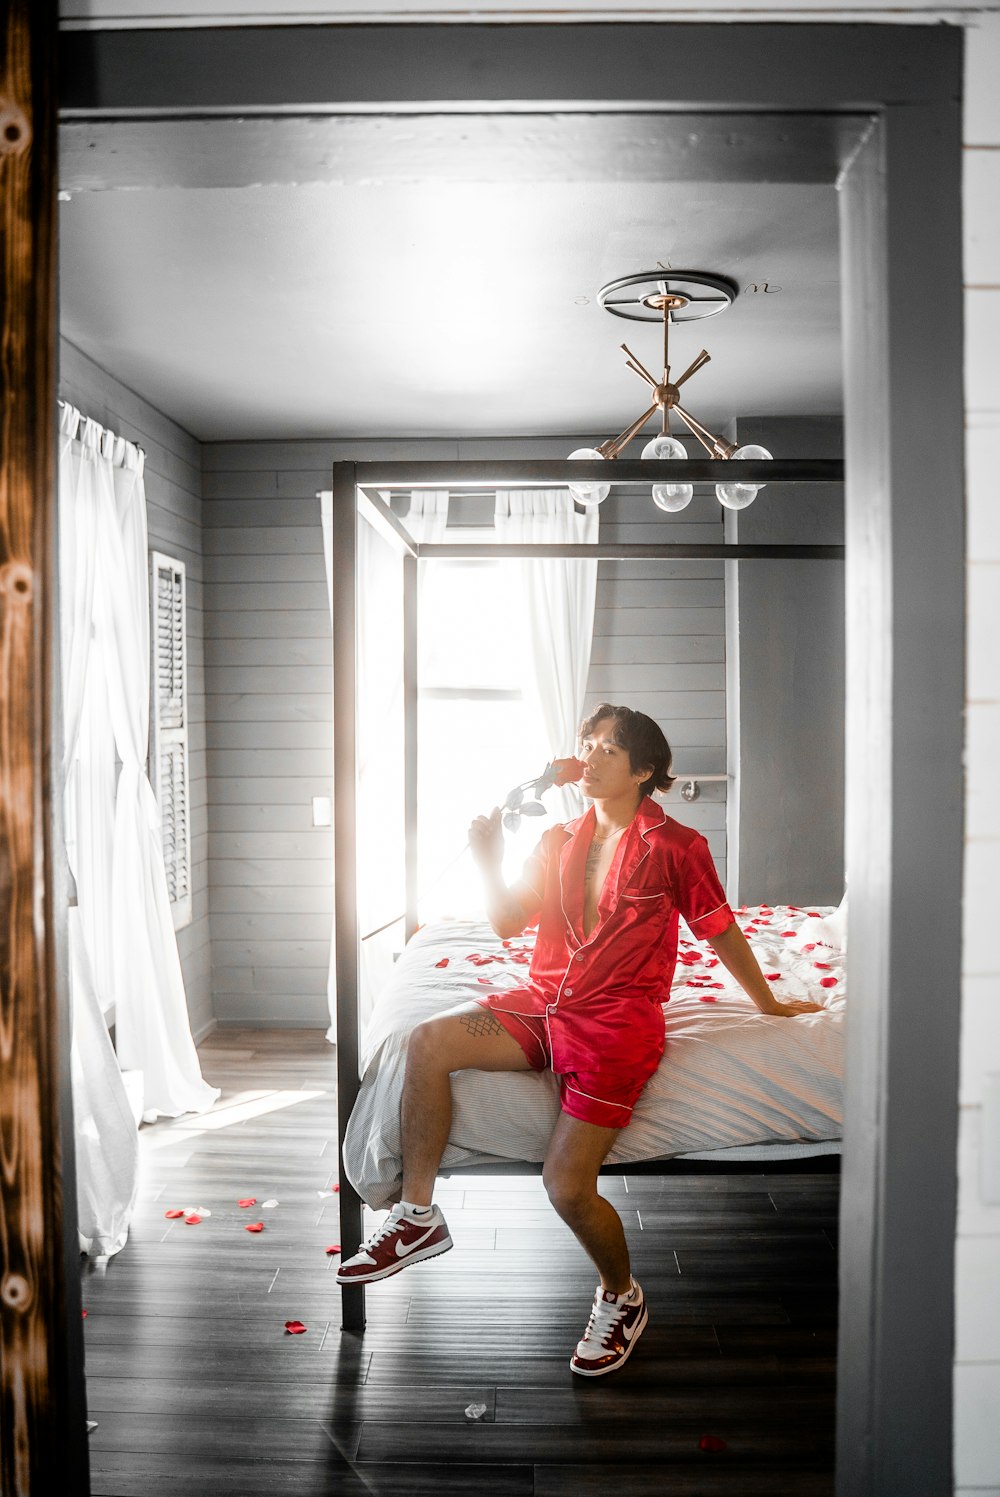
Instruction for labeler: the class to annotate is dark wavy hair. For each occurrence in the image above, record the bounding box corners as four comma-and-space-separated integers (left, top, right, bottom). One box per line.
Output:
578, 703, 676, 798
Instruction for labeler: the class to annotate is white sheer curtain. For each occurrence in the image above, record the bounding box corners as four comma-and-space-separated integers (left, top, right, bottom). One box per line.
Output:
320, 489, 448, 1036
59, 407, 218, 1167
494, 490, 599, 822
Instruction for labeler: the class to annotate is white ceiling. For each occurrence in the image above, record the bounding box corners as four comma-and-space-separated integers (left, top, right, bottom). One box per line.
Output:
58, 116, 842, 442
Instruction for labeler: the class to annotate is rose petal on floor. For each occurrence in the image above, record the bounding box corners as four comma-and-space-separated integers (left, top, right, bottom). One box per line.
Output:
284, 1320, 307, 1334
238, 1198, 257, 1208
699, 1434, 728, 1453
245, 1222, 265, 1232
184, 1215, 202, 1226
261, 1199, 279, 1209
164, 1209, 185, 1219
325, 1244, 341, 1255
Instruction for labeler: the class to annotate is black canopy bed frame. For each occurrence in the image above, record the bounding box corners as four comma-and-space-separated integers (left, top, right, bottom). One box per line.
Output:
330, 454, 844, 1331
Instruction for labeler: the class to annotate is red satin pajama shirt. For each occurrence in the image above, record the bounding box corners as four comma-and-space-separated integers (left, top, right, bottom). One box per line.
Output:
477, 795, 735, 1129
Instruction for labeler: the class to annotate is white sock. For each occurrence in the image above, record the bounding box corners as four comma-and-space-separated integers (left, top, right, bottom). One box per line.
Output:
399, 1199, 434, 1218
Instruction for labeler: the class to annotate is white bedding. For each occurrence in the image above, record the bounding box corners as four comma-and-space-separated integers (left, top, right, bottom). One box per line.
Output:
343, 904, 846, 1209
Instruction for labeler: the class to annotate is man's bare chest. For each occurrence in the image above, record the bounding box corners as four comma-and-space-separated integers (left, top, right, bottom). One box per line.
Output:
582, 831, 624, 937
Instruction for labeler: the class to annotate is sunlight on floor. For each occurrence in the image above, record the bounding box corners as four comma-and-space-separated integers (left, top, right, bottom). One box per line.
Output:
139, 1089, 330, 1150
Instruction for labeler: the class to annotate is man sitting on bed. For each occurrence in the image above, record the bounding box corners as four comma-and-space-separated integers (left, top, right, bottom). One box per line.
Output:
337, 702, 822, 1376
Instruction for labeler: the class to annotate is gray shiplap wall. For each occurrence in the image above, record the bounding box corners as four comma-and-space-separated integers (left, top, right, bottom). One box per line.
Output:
58, 338, 213, 1039
726, 415, 845, 905
584, 486, 727, 883
202, 441, 334, 1027
202, 437, 727, 1025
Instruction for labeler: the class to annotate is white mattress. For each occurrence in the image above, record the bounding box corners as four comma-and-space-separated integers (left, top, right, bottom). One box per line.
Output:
344, 905, 846, 1209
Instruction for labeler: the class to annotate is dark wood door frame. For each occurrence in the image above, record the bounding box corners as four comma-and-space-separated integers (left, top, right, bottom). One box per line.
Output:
4, 19, 960, 1497
1, 2, 89, 1493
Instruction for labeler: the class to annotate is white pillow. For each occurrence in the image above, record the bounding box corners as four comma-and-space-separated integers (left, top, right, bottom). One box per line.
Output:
792, 890, 848, 953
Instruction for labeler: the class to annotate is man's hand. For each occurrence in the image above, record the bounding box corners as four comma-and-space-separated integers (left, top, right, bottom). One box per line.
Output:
706, 922, 827, 1016
758, 996, 826, 1018
469, 808, 505, 870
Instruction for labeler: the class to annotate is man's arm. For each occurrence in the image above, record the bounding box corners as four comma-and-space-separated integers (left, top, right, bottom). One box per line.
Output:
707, 922, 825, 1017
469, 808, 541, 939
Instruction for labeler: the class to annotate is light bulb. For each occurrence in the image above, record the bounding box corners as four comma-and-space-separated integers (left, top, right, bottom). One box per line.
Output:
716, 443, 772, 511
567, 447, 610, 507
642, 435, 694, 513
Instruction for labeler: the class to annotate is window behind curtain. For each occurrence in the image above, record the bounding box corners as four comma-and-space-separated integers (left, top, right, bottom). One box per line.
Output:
417, 556, 556, 920
150, 551, 193, 930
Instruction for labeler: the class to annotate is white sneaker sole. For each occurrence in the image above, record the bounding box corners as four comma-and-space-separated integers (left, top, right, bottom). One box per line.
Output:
569, 1302, 648, 1377
334, 1233, 453, 1285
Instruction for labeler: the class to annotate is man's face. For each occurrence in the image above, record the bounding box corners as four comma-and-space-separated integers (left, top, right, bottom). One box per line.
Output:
579, 717, 648, 803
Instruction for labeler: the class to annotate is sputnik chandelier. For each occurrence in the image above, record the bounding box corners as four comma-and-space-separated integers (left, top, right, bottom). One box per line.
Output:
568, 270, 772, 512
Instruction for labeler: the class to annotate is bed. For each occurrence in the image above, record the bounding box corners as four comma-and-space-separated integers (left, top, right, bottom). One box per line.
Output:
328, 455, 846, 1329
343, 902, 845, 1211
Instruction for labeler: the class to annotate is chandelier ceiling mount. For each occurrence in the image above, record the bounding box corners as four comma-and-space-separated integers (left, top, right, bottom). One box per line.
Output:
570, 268, 772, 512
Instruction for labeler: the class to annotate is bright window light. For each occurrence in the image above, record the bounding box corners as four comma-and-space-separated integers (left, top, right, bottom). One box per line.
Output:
418, 558, 556, 919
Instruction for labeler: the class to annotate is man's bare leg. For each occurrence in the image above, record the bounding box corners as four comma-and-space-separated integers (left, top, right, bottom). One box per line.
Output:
542, 1112, 630, 1294
401, 1004, 534, 1206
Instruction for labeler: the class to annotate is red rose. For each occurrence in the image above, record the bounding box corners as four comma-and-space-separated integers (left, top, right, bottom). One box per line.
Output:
553, 756, 586, 786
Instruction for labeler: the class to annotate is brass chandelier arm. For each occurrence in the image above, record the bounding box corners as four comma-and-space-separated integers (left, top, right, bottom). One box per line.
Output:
624, 358, 657, 388
598, 401, 661, 460
674, 349, 712, 389
672, 401, 736, 460
620, 344, 658, 388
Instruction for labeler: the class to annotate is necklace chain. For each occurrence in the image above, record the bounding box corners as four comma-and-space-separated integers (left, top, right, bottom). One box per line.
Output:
592, 825, 628, 846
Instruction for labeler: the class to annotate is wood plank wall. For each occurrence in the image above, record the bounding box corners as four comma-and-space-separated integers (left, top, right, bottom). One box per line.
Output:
202, 439, 337, 1027
58, 338, 213, 1039
585, 483, 727, 887
202, 438, 726, 1026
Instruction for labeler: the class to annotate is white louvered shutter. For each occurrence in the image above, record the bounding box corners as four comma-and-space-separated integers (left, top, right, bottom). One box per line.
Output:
150, 551, 193, 930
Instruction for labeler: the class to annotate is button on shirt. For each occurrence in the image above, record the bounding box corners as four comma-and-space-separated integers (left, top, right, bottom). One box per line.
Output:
495, 796, 735, 1080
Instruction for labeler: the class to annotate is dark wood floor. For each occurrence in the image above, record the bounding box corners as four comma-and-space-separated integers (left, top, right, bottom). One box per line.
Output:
82, 1028, 839, 1496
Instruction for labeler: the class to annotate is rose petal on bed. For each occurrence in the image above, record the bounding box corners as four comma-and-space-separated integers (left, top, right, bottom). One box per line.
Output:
807, 911, 822, 917
709, 982, 725, 988
164, 1209, 185, 1219
284, 1320, 307, 1335
184, 1215, 202, 1225
697, 994, 718, 1002
434, 958, 450, 968
245, 1222, 265, 1232
820, 976, 838, 988
814, 961, 832, 970
325, 1244, 341, 1255
238, 1198, 257, 1208
766, 973, 781, 981
802, 942, 817, 952
699, 1434, 728, 1453
502, 941, 512, 948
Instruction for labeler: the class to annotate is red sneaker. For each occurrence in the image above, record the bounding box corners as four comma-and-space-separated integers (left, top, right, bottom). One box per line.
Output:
570, 1279, 648, 1376
335, 1203, 452, 1285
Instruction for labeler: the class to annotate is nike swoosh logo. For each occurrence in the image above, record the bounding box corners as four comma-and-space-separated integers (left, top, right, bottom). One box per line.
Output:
395, 1225, 439, 1257
622, 1312, 642, 1341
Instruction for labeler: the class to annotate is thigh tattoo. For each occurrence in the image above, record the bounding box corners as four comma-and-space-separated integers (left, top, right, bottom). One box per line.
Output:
459, 1010, 506, 1039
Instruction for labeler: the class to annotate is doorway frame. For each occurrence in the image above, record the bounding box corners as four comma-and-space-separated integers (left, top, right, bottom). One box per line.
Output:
21, 19, 964, 1496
